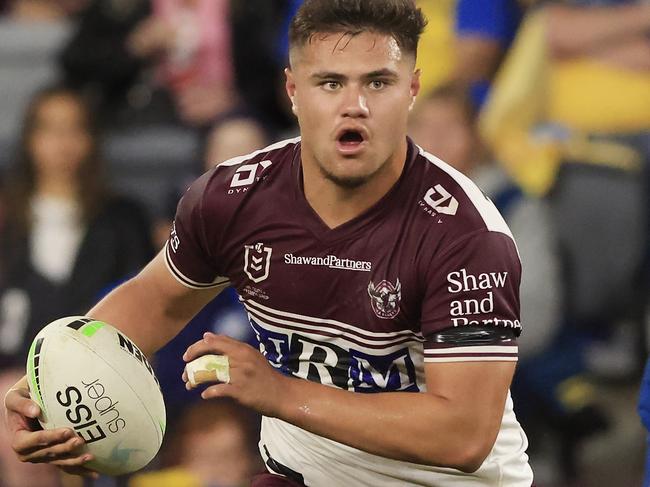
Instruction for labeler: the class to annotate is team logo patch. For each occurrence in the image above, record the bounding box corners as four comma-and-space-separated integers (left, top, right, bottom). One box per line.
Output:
244, 243, 272, 283
367, 279, 402, 319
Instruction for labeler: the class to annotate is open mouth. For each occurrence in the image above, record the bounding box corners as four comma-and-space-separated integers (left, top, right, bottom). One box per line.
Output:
337, 130, 366, 151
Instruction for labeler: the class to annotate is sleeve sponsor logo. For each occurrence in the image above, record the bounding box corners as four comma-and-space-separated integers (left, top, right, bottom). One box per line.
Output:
418, 184, 459, 218
447, 268, 521, 330
367, 279, 402, 319
228, 160, 272, 194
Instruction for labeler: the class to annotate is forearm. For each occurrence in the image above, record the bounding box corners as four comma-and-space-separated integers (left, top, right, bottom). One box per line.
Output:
274, 377, 500, 472
546, 3, 650, 57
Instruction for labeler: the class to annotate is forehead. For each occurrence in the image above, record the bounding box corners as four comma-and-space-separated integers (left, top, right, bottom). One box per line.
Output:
291, 31, 411, 73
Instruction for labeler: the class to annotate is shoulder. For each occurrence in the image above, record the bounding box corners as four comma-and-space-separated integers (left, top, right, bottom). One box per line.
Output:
410, 144, 515, 247
174, 136, 301, 237
197, 136, 301, 206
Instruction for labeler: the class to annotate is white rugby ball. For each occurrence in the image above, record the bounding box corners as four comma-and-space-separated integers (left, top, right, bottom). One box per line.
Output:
26, 316, 166, 476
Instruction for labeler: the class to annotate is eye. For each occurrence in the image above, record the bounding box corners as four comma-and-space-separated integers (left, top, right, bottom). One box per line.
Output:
321, 81, 341, 91
369, 80, 385, 90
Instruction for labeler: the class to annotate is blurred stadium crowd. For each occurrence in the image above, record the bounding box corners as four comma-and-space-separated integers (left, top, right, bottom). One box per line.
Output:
0, 0, 648, 486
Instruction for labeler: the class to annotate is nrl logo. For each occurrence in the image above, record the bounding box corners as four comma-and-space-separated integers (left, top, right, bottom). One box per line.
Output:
368, 279, 402, 319
244, 243, 272, 283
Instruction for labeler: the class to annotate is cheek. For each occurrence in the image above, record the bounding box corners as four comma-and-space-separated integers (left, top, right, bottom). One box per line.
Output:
30, 134, 57, 164
297, 101, 330, 140
374, 100, 410, 138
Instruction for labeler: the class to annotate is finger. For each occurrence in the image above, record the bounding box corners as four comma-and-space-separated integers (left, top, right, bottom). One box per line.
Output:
12, 428, 75, 455
50, 453, 93, 467
182, 369, 188, 383
183, 333, 238, 362
4, 388, 41, 419
201, 383, 232, 400
59, 464, 100, 479
19, 436, 85, 462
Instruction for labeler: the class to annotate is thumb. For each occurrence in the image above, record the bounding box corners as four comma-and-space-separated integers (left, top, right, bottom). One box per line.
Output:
4, 387, 40, 419
201, 383, 233, 401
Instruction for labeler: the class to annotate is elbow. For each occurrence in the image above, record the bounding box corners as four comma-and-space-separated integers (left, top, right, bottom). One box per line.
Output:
417, 445, 489, 473
453, 447, 490, 473
444, 440, 492, 473
434, 434, 495, 473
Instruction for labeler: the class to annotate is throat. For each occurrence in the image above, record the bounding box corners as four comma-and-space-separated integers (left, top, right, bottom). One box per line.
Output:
303, 173, 390, 230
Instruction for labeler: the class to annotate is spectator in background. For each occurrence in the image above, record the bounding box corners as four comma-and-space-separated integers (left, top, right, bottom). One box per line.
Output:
480, 0, 649, 369
0, 0, 74, 168
127, 0, 238, 128
0, 85, 154, 368
232, 0, 297, 135
59, 0, 151, 125
453, 0, 528, 108
479, 2, 649, 481
414, 0, 457, 98
129, 399, 262, 487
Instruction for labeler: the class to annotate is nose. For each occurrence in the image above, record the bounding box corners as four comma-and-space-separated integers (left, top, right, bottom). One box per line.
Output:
341, 86, 369, 118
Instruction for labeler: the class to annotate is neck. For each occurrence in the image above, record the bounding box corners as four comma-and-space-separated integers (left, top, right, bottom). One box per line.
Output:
302, 141, 408, 229
34, 175, 77, 200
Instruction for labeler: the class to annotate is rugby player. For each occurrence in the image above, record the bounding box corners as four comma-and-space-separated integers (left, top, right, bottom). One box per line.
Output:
4, 1, 534, 485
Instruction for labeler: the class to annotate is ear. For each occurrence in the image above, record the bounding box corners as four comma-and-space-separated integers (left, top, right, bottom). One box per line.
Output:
285, 68, 298, 114
409, 69, 422, 111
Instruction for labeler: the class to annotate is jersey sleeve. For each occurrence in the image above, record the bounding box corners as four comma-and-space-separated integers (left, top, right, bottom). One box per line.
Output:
164, 170, 229, 289
421, 230, 521, 363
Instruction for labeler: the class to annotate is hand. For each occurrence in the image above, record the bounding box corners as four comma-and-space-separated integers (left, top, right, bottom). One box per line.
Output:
127, 17, 175, 57
183, 333, 287, 416
3, 379, 98, 478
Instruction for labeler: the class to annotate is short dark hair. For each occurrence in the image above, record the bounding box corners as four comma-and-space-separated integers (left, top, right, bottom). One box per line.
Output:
289, 0, 427, 58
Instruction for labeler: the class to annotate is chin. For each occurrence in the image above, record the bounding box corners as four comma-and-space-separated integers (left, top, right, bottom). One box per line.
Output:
324, 172, 371, 189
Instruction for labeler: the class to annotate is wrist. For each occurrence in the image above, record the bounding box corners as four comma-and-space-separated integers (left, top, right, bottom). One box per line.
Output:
266, 372, 298, 420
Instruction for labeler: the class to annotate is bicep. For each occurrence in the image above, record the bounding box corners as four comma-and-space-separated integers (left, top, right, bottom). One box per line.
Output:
424, 360, 516, 443
88, 250, 225, 355
129, 249, 224, 318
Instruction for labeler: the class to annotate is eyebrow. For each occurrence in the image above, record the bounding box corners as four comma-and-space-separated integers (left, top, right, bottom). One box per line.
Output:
310, 69, 399, 82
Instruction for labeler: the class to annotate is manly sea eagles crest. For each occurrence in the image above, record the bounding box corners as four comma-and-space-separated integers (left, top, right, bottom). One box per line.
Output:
367, 279, 402, 319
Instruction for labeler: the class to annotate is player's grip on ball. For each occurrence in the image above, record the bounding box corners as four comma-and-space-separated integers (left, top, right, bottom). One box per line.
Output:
184, 354, 230, 388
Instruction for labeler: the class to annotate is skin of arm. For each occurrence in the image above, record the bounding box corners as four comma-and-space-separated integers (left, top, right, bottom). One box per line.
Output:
88, 249, 222, 357
454, 36, 505, 86
545, 3, 650, 58
184, 334, 515, 473
279, 361, 514, 472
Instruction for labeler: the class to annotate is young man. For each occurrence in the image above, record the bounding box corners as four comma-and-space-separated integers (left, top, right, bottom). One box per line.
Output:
4, 1, 534, 485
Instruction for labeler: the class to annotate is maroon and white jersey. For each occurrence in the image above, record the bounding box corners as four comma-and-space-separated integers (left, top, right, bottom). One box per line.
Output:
166, 137, 533, 486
